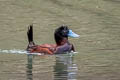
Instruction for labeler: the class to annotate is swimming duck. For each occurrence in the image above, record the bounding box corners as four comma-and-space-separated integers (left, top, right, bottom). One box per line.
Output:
26, 25, 79, 54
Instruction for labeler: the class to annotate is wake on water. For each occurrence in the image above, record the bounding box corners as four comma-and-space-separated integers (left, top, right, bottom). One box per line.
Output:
0, 49, 43, 55
0, 49, 78, 56
0, 49, 27, 54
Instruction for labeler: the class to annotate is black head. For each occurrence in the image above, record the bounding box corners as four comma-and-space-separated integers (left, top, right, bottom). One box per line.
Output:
54, 25, 69, 45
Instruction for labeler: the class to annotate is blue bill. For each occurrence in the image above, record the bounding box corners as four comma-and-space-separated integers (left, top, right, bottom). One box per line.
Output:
68, 30, 80, 38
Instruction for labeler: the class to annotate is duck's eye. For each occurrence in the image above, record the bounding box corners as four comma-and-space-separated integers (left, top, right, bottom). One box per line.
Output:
61, 30, 69, 37
63, 30, 67, 33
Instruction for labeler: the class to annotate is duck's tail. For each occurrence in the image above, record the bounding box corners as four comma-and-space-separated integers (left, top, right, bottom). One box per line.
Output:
27, 25, 35, 50
27, 25, 34, 43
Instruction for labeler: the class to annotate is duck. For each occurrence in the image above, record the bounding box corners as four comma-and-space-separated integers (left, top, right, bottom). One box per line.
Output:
26, 25, 79, 54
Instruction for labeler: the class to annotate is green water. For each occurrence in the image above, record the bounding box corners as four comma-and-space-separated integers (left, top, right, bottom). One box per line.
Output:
0, 0, 120, 80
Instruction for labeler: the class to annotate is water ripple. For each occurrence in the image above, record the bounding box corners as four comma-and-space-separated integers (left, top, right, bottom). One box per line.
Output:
0, 49, 43, 55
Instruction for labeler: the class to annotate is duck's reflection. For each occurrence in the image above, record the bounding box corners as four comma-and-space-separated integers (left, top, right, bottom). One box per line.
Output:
26, 54, 33, 80
26, 53, 77, 80
54, 53, 78, 80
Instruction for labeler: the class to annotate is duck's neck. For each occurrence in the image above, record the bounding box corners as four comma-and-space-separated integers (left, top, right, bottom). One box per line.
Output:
57, 38, 69, 46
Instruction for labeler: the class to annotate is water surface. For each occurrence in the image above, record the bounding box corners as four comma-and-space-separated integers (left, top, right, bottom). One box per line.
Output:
0, 0, 120, 80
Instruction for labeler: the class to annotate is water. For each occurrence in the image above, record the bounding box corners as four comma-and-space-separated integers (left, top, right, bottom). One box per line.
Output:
54, 54, 78, 80
0, 0, 120, 80
0, 49, 78, 80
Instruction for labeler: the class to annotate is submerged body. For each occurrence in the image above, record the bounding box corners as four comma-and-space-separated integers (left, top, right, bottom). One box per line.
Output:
27, 25, 79, 54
